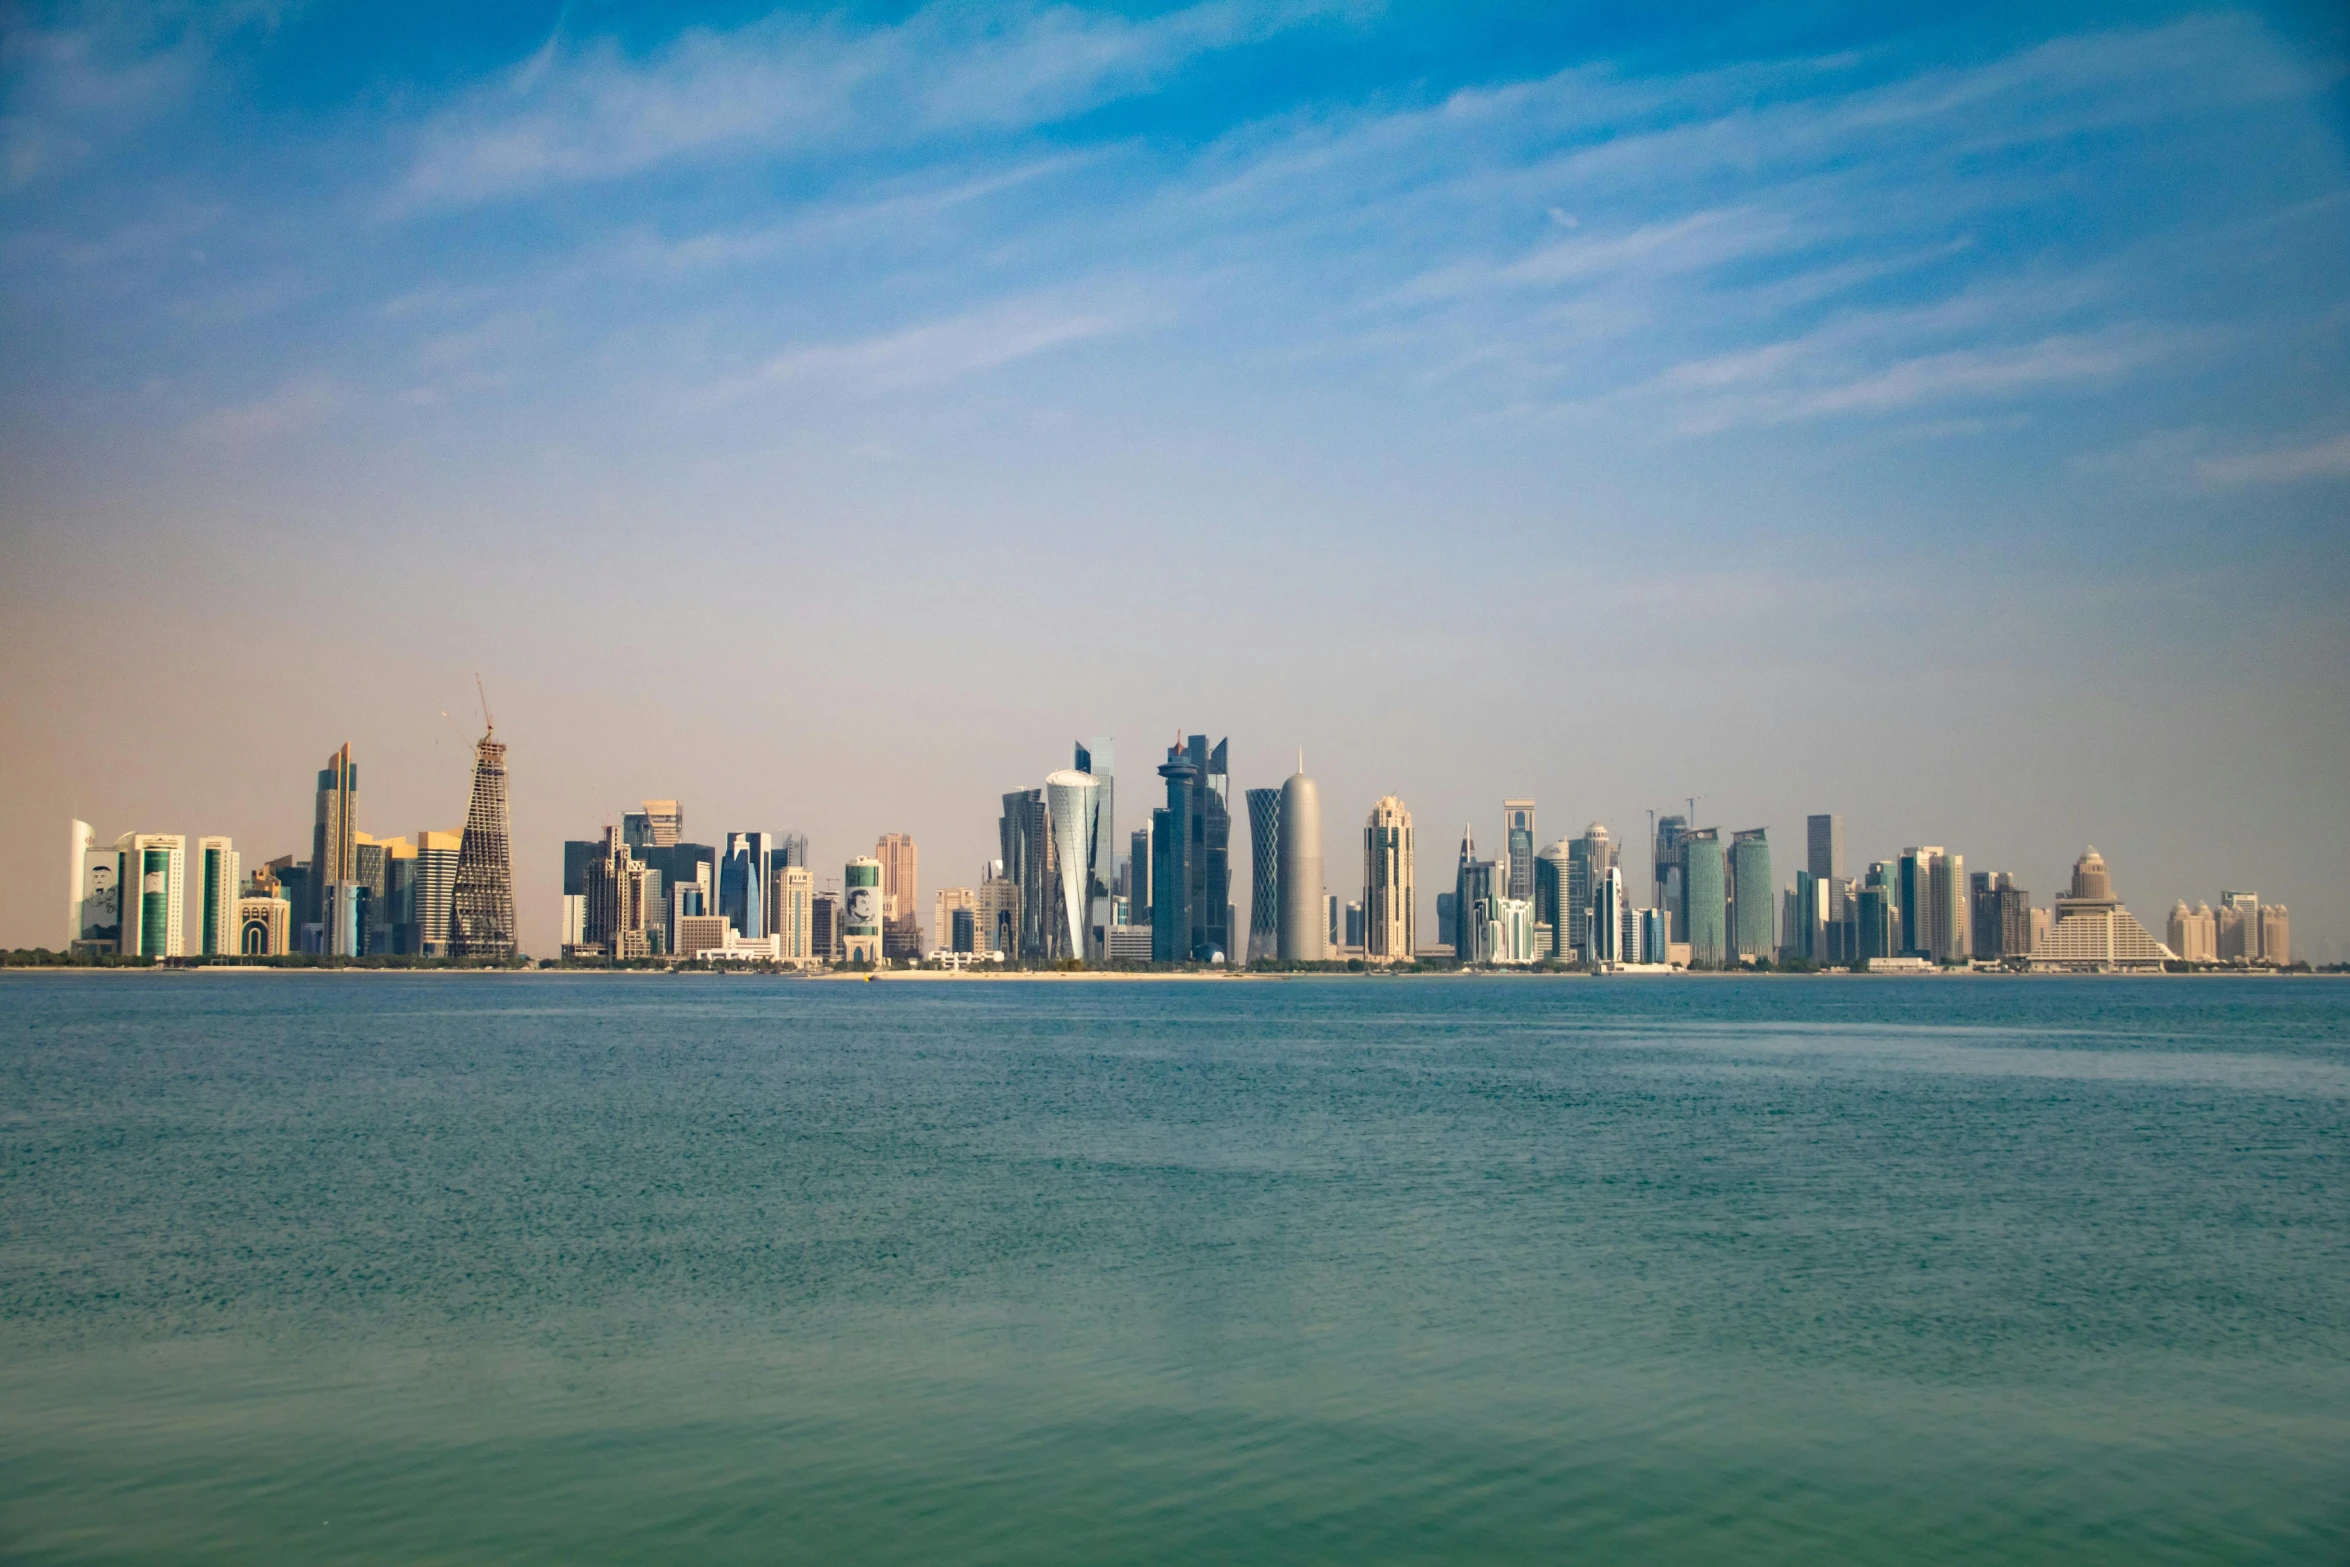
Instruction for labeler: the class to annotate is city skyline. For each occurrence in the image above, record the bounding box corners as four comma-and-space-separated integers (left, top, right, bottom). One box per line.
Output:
42, 716, 2306, 966
3, 4, 2346, 957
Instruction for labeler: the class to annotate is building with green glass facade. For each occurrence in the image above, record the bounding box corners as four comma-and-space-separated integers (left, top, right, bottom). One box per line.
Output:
1681, 829, 1726, 967
113, 833, 185, 959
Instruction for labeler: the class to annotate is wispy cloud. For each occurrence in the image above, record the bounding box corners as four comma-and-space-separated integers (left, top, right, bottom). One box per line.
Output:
396, 0, 1343, 209
2198, 430, 2350, 486
721, 286, 1155, 398
185, 377, 339, 443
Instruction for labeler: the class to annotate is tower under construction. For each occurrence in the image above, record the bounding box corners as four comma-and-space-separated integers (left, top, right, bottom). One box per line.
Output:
448, 723, 516, 960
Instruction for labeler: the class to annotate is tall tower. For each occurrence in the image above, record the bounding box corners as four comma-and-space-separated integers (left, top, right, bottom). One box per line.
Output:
1074, 738, 1115, 902
1045, 771, 1101, 960
448, 726, 516, 960
1504, 800, 1536, 904
1245, 787, 1281, 963
843, 856, 884, 964
1151, 746, 1197, 962
114, 833, 186, 959
1363, 796, 1414, 960
876, 832, 919, 931
197, 836, 240, 957
310, 743, 358, 927
1278, 769, 1324, 962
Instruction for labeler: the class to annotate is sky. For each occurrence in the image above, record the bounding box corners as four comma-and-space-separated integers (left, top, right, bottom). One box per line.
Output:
3, 0, 2347, 959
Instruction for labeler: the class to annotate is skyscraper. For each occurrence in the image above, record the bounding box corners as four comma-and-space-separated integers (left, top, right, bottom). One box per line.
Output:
2167, 900, 2217, 963
843, 857, 884, 964
1681, 830, 1726, 967
877, 831, 920, 945
718, 833, 776, 939
447, 726, 515, 961
1245, 787, 1281, 963
1565, 824, 1613, 958
310, 743, 358, 929
1898, 848, 1946, 959
1653, 813, 1688, 930
1001, 789, 1050, 961
1728, 828, 1773, 963
1363, 796, 1414, 961
2259, 904, 2291, 966
623, 801, 682, 850
68, 819, 120, 952
1454, 826, 1502, 963
1534, 839, 1572, 959
1045, 771, 1102, 960
1075, 737, 1115, 903
197, 836, 240, 958
1805, 815, 1845, 885
1929, 851, 1966, 963
1150, 749, 1195, 962
114, 833, 185, 959
1278, 768, 1323, 962
775, 866, 814, 961
1504, 800, 1536, 904
2032, 848, 2170, 971
1127, 825, 1150, 924
2217, 891, 2261, 962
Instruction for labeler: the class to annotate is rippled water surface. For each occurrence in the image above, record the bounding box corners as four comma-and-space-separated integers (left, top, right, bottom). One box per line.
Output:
3, 973, 2346, 1563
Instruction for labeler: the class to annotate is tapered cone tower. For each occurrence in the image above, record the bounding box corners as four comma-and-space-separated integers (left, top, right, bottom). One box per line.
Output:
1277, 770, 1323, 961
448, 728, 516, 960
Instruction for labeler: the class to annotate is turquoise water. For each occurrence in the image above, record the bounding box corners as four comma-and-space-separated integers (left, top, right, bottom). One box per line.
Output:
2, 974, 2345, 1564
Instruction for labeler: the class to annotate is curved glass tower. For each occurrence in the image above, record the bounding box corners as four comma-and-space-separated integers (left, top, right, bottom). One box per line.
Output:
1045, 770, 1102, 962
1277, 772, 1323, 961
1245, 788, 1281, 964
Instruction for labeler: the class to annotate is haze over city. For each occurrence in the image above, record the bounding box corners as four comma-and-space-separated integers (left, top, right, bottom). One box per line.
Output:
4, 1, 2347, 959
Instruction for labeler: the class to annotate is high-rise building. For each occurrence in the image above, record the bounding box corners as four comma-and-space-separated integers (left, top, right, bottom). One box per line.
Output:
1681, 830, 1726, 967
448, 726, 516, 961
1898, 847, 1947, 959
718, 832, 776, 939
310, 744, 358, 930
2167, 900, 2217, 963
623, 801, 682, 850
1435, 892, 1456, 950
1805, 815, 1845, 886
114, 833, 186, 959
68, 819, 120, 953
1000, 789, 1051, 961
1075, 738, 1115, 904
843, 857, 884, 964
1127, 826, 1151, 924
1147, 735, 1231, 962
1454, 828, 1503, 963
1278, 769, 1324, 963
877, 832, 919, 942
774, 866, 814, 961
933, 887, 976, 955
1046, 771, 1102, 960
1928, 851, 1967, 963
2032, 848, 2170, 971
412, 829, 461, 955
1245, 787, 1281, 963
2217, 891, 2262, 962
1858, 861, 1900, 960
581, 826, 650, 959
1728, 829, 1773, 963
1363, 796, 1414, 961
810, 890, 842, 962
1565, 824, 1613, 958
1344, 902, 1365, 948
1786, 871, 1829, 963
2259, 904, 2291, 966
1590, 866, 1628, 965
1533, 839, 1572, 959
197, 836, 240, 958
974, 875, 1019, 959
1150, 746, 1199, 962
1970, 871, 2033, 961
1653, 813, 1688, 932
1504, 800, 1536, 904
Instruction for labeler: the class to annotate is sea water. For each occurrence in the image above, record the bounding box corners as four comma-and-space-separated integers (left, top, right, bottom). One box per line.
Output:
2, 974, 2345, 1563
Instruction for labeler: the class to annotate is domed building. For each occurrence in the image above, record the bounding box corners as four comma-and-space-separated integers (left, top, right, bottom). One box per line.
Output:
2030, 847, 2174, 972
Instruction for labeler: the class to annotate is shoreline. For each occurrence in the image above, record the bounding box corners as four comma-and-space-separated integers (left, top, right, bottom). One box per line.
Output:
1, 965, 2334, 981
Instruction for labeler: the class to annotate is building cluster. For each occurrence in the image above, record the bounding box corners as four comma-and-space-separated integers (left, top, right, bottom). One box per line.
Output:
60, 717, 2295, 974
63, 730, 517, 961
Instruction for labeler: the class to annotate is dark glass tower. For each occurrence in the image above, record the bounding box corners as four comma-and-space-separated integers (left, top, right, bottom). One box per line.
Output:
1150, 749, 1196, 962
1245, 787, 1281, 963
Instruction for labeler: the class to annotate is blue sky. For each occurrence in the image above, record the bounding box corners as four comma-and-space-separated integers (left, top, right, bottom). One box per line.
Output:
3, 1, 2347, 955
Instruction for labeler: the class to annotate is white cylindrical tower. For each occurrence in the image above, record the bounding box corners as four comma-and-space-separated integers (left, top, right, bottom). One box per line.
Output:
1045, 770, 1102, 961
1278, 770, 1324, 961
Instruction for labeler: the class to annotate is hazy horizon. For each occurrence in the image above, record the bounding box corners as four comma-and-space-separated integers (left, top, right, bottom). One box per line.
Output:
5, 2, 2347, 959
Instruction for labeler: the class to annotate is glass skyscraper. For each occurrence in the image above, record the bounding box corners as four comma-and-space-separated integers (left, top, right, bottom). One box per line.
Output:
1682, 830, 1726, 967
1728, 828, 1773, 963
1245, 787, 1281, 964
